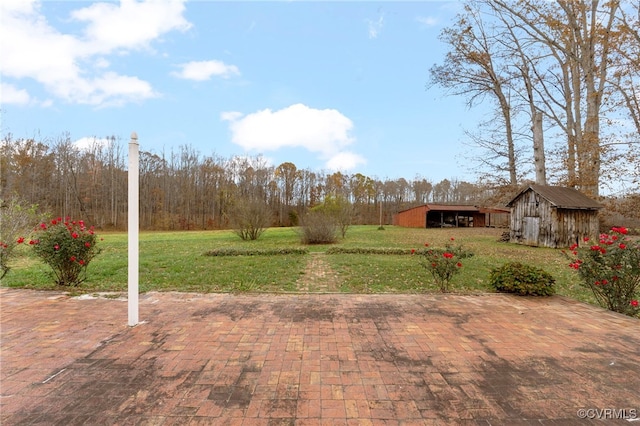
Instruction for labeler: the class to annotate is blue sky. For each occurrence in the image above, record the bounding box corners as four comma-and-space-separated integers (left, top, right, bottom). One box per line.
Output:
1, 0, 487, 183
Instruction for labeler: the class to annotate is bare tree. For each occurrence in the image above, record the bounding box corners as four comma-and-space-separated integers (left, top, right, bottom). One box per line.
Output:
490, 0, 626, 197
433, 0, 637, 197
275, 162, 299, 225
429, 2, 520, 185
226, 195, 272, 241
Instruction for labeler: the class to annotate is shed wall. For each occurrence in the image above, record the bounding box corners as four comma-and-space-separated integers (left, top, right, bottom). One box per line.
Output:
509, 189, 599, 248
552, 208, 600, 247
472, 213, 485, 227
394, 206, 428, 228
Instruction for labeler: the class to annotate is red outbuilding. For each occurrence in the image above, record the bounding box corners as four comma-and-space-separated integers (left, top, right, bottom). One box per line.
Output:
392, 204, 509, 228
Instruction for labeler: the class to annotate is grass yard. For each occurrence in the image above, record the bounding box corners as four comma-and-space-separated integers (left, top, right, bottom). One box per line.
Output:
1, 225, 595, 306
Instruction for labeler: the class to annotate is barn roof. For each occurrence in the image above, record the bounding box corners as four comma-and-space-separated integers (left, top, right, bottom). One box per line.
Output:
396, 204, 480, 214
426, 204, 480, 212
506, 185, 603, 209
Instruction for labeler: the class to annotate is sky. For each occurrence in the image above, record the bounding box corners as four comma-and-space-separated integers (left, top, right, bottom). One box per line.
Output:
1, 0, 489, 183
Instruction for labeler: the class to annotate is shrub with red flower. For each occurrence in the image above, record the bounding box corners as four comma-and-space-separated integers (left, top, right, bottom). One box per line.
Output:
565, 226, 639, 317
417, 239, 473, 292
20, 218, 101, 286
0, 199, 42, 279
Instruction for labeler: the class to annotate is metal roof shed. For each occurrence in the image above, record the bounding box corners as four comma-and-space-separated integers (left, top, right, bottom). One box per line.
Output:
506, 185, 603, 248
393, 204, 486, 228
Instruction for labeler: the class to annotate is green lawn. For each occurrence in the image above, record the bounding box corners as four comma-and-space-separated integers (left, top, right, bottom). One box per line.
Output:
1, 225, 594, 305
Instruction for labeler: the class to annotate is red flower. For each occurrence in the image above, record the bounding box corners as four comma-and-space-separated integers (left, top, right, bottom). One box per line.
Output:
17, 237, 25, 244
583, 237, 590, 242
612, 226, 628, 235
590, 245, 601, 251
54, 244, 60, 250
85, 242, 91, 248
78, 259, 85, 265
443, 252, 454, 259
619, 243, 626, 249
70, 256, 76, 262
71, 232, 79, 239
40, 223, 47, 229
424, 243, 429, 247
569, 243, 578, 250
51, 219, 57, 225
456, 262, 462, 268
450, 237, 455, 241
631, 300, 639, 308
29, 240, 37, 245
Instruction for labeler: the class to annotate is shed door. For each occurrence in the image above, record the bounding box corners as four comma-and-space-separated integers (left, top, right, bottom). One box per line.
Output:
522, 216, 540, 246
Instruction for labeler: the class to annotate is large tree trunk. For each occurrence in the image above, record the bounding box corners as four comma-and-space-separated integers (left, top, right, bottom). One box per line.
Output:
532, 110, 547, 185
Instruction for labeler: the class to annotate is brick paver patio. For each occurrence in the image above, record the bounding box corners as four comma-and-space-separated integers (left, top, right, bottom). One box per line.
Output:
1, 288, 639, 425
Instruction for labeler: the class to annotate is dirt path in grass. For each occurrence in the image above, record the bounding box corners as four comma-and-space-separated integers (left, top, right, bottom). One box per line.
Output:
296, 252, 342, 292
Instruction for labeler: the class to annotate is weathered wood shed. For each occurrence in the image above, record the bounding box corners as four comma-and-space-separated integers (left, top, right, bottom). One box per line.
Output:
393, 204, 509, 228
506, 185, 603, 248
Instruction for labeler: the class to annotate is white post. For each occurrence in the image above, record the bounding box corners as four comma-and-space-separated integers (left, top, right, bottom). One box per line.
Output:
128, 132, 139, 326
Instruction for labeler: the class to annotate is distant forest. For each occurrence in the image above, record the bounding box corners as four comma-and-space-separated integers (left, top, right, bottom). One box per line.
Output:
2, 136, 637, 231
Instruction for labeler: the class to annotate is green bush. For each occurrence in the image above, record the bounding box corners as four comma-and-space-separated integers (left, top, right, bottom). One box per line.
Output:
489, 262, 556, 296
204, 247, 308, 256
0, 199, 42, 279
326, 247, 411, 255
28, 218, 101, 286
416, 239, 474, 293
298, 211, 339, 244
564, 227, 639, 316
225, 197, 272, 241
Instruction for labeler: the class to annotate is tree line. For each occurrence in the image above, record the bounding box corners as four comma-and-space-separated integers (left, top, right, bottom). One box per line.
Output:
3, 1, 639, 230
1, 135, 495, 231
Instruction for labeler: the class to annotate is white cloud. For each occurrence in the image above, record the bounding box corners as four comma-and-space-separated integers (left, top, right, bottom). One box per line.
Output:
172, 60, 240, 81
326, 152, 367, 172
1, 82, 31, 105
1, 2, 81, 83
220, 111, 243, 121
0, 0, 37, 15
73, 136, 112, 151
367, 14, 384, 39
70, 0, 192, 53
79, 72, 158, 107
94, 58, 111, 69
222, 103, 365, 170
0, 0, 190, 106
416, 16, 438, 27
